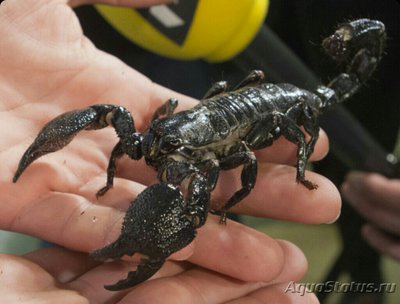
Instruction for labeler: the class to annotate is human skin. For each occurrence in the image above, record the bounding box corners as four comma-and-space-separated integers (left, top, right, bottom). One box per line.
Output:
342, 172, 400, 261
0, 0, 340, 303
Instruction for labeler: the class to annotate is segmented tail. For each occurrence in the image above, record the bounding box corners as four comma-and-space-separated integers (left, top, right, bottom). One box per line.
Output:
317, 19, 386, 110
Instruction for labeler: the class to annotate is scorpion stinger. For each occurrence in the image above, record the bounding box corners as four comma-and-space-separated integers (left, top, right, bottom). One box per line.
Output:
13, 19, 387, 291
317, 19, 386, 110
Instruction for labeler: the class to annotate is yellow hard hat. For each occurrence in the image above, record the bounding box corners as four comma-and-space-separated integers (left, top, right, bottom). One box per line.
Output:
95, 0, 269, 62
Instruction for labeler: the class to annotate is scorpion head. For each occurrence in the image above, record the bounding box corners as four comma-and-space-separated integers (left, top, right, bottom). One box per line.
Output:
142, 131, 183, 161
141, 113, 188, 165
142, 110, 216, 166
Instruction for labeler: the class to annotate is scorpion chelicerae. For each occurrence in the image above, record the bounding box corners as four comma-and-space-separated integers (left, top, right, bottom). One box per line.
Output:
13, 19, 386, 290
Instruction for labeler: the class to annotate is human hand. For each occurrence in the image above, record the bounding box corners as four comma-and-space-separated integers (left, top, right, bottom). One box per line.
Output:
342, 172, 400, 261
0, 0, 340, 302
1, 241, 318, 304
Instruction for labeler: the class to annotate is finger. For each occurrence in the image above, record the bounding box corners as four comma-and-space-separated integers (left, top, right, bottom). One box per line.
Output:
23, 246, 99, 283
116, 163, 341, 225
187, 217, 308, 283
225, 282, 320, 304
269, 240, 308, 284
0, 253, 54, 289
118, 267, 265, 304
342, 181, 400, 235
7, 163, 340, 257
127, 163, 340, 224
19, 212, 306, 292
66, 260, 189, 303
362, 224, 400, 261
342, 172, 400, 211
7, 175, 195, 260
213, 163, 341, 224
188, 215, 284, 282
112, 241, 313, 304
6, 190, 125, 253
0, 253, 88, 301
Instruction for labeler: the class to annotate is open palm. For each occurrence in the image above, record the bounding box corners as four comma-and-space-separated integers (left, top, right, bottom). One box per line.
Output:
0, 0, 340, 302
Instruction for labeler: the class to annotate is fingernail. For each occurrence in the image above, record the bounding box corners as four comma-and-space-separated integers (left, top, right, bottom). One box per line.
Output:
325, 208, 341, 224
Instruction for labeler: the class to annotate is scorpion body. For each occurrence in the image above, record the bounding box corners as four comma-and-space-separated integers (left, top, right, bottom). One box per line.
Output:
13, 19, 386, 290
155, 82, 320, 152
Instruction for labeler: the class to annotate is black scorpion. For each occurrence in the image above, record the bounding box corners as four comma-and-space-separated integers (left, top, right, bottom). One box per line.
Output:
13, 19, 386, 290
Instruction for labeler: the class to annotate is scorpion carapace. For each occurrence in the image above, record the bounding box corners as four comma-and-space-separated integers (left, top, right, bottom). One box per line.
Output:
13, 19, 386, 290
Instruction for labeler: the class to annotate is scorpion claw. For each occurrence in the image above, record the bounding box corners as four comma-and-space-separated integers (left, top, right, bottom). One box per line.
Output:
104, 257, 165, 291
13, 144, 44, 183
13, 107, 108, 182
91, 183, 196, 289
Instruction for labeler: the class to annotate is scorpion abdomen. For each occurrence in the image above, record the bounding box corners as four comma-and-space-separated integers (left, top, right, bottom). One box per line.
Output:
200, 83, 318, 138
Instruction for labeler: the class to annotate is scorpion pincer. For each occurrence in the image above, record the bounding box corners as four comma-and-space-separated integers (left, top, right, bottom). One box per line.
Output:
13, 19, 386, 290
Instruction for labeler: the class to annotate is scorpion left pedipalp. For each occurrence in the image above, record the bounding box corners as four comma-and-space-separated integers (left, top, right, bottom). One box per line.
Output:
91, 183, 196, 290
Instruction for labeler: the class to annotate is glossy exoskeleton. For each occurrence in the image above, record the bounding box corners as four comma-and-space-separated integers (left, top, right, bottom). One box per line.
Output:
13, 19, 386, 290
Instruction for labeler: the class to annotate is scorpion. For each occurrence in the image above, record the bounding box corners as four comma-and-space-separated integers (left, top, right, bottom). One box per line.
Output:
13, 19, 386, 290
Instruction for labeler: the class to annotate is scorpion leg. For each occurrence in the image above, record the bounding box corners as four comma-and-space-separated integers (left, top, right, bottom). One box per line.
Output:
151, 98, 178, 121
97, 105, 143, 196
279, 115, 318, 190
302, 115, 320, 160
185, 173, 212, 227
96, 142, 124, 198
196, 158, 220, 190
160, 159, 211, 227
286, 102, 320, 160
219, 147, 257, 223
234, 70, 265, 90
245, 113, 280, 150
203, 81, 228, 99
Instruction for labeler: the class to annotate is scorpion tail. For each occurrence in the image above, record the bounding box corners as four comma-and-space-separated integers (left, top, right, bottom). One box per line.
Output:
318, 19, 386, 110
